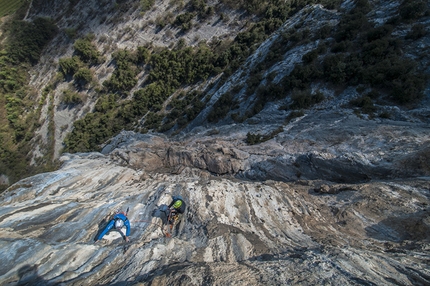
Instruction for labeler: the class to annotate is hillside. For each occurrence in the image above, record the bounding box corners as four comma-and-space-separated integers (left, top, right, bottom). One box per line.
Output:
0, 0, 429, 189
0, 0, 429, 285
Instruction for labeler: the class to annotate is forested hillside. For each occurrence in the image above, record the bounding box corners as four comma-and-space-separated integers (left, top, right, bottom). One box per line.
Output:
0, 3, 59, 190
0, 0, 428, 191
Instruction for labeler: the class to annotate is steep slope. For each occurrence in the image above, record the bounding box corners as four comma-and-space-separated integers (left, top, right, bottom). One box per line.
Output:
0, 136, 429, 285
1, 0, 429, 190
0, 0, 429, 285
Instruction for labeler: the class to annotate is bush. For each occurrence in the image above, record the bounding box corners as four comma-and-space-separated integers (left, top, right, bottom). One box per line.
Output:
316, 24, 332, 39
285, 110, 304, 123
65, 28, 77, 39
289, 90, 324, 110
6, 17, 58, 64
390, 75, 426, 103
399, 0, 427, 21
59, 56, 81, 77
366, 25, 393, 42
73, 37, 103, 65
322, 54, 347, 84
246, 126, 283, 145
246, 132, 263, 145
62, 90, 83, 105
302, 49, 318, 64
103, 49, 139, 93
207, 92, 235, 123
349, 95, 376, 114
140, 0, 155, 12
174, 12, 194, 31
406, 24, 427, 40
144, 112, 163, 130
73, 67, 92, 87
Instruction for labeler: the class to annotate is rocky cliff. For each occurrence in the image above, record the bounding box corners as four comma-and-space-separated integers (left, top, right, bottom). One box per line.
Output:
1, 112, 429, 285
0, 0, 429, 285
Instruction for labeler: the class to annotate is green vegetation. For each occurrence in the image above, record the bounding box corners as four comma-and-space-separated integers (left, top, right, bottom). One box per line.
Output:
406, 24, 427, 40
59, 56, 82, 78
65, 0, 429, 154
246, 126, 283, 145
1, 0, 429, 190
140, 0, 155, 12
0, 14, 58, 191
59, 35, 104, 89
349, 95, 377, 116
63, 42, 220, 152
399, 0, 428, 22
207, 92, 237, 123
73, 67, 93, 88
103, 49, 139, 94
281, 0, 427, 105
6, 17, 58, 64
62, 90, 83, 105
174, 12, 194, 31
0, 0, 26, 17
73, 35, 104, 65
285, 110, 305, 123
289, 90, 324, 110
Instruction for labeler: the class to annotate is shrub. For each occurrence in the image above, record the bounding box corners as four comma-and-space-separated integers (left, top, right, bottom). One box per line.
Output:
349, 95, 376, 114
6, 17, 58, 64
174, 12, 194, 31
322, 54, 347, 84
94, 94, 118, 113
302, 49, 318, 64
136, 46, 150, 64
246, 126, 283, 145
285, 110, 305, 123
246, 132, 263, 145
73, 37, 103, 65
103, 49, 139, 93
64, 28, 77, 39
316, 24, 332, 39
366, 25, 393, 42
399, 0, 427, 21
390, 75, 426, 103
331, 40, 352, 53
406, 24, 427, 40
246, 72, 263, 95
59, 56, 81, 77
144, 112, 163, 130
289, 90, 325, 110
73, 67, 92, 87
207, 92, 235, 123
140, 0, 155, 12
378, 111, 391, 119
62, 90, 83, 105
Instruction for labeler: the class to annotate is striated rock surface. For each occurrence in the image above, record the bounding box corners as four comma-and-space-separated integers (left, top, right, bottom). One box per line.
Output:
1, 116, 429, 285
1, 0, 429, 285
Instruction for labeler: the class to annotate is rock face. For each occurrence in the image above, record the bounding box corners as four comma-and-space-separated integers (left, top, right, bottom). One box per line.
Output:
0, 119, 429, 285
1, 0, 429, 284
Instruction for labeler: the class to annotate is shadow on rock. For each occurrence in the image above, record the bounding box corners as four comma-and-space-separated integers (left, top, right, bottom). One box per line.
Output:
365, 209, 430, 242
242, 153, 394, 183
15, 264, 47, 286
93, 213, 112, 242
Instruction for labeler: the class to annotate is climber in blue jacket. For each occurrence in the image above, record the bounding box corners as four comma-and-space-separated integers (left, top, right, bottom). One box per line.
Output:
95, 209, 130, 243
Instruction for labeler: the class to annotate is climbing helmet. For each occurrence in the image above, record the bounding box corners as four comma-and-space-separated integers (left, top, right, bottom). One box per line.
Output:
173, 200, 182, 209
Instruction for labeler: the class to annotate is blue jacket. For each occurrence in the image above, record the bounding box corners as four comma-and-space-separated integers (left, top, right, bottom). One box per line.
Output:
96, 213, 130, 241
